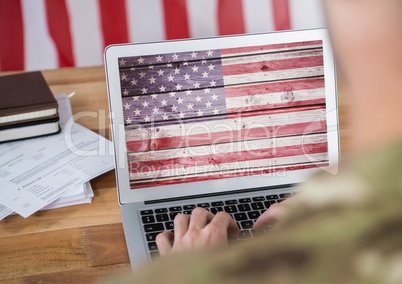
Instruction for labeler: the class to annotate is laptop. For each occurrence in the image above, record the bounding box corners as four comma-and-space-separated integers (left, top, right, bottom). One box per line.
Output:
104, 28, 339, 269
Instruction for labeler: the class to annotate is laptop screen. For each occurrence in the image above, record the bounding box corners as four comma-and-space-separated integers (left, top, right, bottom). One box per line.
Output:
117, 39, 329, 190
105, 29, 339, 203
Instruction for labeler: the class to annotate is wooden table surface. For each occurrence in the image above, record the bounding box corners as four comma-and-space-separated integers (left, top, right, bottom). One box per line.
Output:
0, 67, 131, 283
0, 66, 350, 283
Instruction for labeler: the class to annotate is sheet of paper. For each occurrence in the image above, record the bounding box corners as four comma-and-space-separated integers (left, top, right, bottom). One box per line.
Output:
0, 205, 12, 219
0, 94, 114, 219
6, 182, 94, 215
42, 181, 94, 210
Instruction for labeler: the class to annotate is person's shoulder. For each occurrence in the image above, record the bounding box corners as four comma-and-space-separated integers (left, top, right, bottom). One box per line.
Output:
297, 141, 402, 210
115, 143, 402, 284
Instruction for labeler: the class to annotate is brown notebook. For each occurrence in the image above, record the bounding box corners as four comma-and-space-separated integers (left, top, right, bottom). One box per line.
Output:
0, 71, 58, 126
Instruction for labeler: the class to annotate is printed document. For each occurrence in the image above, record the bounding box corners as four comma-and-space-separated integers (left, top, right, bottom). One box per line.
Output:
0, 94, 115, 219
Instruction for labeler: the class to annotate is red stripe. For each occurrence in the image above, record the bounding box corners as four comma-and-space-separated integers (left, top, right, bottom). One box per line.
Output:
217, 0, 245, 35
131, 162, 329, 189
98, 0, 129, 48
0, 0, 24, 71
227, 98, 326, 116
225, 77, 325, 98
130, 142, 327, 173
45, 0, 75, 67
126, 120, 327, 153
221, 40, 323, 55
162, 0, 190, 39
222, 55, 324, 76
272, 0, 291, 30
126, 105, 326, 151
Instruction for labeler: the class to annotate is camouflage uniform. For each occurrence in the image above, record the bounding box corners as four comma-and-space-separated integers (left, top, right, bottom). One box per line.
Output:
110, 142, 402, 284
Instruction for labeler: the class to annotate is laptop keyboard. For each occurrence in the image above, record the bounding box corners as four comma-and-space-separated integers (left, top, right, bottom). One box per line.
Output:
140, 192, 294, 260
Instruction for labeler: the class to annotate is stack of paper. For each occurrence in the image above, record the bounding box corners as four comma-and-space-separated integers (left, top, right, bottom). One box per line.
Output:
0, 94, 115, 220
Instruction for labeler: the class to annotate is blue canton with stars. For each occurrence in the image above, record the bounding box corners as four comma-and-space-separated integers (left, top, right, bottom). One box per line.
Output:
119, 49, 227, 127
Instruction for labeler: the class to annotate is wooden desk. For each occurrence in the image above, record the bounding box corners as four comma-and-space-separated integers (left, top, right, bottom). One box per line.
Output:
0, 66, 350, 283
0, 67, 131, 283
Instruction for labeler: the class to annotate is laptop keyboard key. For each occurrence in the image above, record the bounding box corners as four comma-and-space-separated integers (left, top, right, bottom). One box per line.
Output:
197, 203, 211, 208
280, 193, 292, 199
239, 198, 251, 203
155, 208, 168, 213
142, 215, 155, 224
156, 214, 169, 222
239, 230, 252, 239
252, 196, 265, 202
225, 200, 238, 205
240, 221, 254, 229
264, 200, 276, 208
140, 210, 154, 215
169, 206, 182, 212
210, 207, 224, 214
211, 201, 224, 206
266, 195, 279, 200
144, 223, 164, 232
234, 213, 248, 221
148, 242, 158, 251
183, 205, 196, 210
251, 202, 264, 210
145, 232, 160, 242
247, 211, 260, 220
237, 203, 251, 212
224, 205, 238, 214
169, 212, 180, 220
165, 221, 174, 230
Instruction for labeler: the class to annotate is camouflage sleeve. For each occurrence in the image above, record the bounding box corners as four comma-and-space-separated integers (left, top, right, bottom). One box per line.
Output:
109, 143, 402, 284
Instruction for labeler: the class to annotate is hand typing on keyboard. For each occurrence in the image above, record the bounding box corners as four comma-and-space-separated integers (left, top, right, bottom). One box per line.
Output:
253, 197, 293, 231
156, 207, 239, 256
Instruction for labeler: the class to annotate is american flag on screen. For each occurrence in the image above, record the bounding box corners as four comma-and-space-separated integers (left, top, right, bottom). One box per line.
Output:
119, 40, 329, 189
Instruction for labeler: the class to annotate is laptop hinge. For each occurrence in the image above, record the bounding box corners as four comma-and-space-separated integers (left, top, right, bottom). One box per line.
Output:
144, 183, 296, 205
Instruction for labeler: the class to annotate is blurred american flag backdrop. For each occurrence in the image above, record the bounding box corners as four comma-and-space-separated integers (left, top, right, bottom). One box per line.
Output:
0, 0, 325, 72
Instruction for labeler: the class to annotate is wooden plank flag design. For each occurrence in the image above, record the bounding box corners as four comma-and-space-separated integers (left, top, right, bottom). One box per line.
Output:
118, 40, 328, 188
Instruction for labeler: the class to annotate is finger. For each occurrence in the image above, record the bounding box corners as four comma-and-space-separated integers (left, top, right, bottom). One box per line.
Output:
209, 211, 240, 238
188, 207, 214, 230
253, 203, 286, 230
155, 231, 174, 256
173, 213, 190, 238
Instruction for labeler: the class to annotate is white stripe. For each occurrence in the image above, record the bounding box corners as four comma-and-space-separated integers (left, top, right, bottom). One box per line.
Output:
226, 88, 325, 109
224, 66, 324, 85
132, 159, 328, 184
221, 44, 323, 59
222, 48, 323, 66
125, 0, 166, 42
21, 0, 58, 70
129, 133, 327, 161
125, 108, 326, 142
129, 153, 328, 181
66, 0, 103, 67
289, 0, 326, 30
242, 0, 275, 33
186, 0, 218, 37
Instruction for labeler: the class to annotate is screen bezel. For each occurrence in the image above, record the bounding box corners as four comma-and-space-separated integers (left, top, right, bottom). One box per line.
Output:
104, 29, 339, 205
